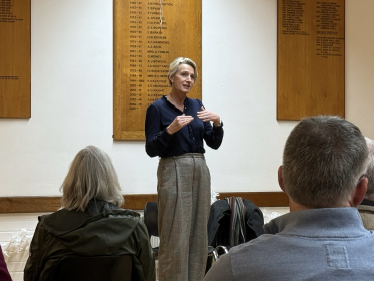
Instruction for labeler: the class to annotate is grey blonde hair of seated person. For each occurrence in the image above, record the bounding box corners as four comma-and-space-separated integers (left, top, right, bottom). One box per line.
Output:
167, 57, 198, 86
365, 137, 374, 199
282, 116, 368, 208
60, 146, 124, 211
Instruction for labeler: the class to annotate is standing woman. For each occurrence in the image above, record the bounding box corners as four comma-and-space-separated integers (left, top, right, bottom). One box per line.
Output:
145, 57, 224, 281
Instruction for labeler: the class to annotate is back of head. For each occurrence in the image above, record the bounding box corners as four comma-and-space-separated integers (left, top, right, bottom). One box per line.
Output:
282, 116, 368, 208
60, 146, 124, 211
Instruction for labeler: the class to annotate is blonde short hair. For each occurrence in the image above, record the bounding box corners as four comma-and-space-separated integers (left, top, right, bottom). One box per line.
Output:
60, 146, 124, 211
167, 57, 198, 86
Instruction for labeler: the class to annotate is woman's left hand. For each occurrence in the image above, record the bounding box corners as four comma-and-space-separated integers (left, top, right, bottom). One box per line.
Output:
197, 106, 220, 126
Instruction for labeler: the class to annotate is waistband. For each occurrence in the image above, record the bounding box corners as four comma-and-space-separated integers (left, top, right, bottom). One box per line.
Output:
160, 153, 205, 160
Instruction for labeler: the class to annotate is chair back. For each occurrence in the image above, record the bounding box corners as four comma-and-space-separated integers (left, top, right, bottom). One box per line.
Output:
208, 197, 264, 248
144, 201, 159, 237
47, 255, 133, 281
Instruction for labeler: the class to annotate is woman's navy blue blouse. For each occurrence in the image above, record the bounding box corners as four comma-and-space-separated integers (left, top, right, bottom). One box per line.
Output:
145, 96, 224, 158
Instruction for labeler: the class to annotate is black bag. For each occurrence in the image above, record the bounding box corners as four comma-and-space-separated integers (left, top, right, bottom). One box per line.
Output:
207, 197, 265, 248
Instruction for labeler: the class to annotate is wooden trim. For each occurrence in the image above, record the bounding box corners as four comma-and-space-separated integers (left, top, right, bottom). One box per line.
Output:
0, 197, 61, 213
217, 192, 289, 207
123, 194, 158, 211
0, 192, 288, 213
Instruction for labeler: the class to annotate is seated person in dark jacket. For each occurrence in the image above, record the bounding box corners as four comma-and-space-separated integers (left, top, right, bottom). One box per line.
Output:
24, 145, 155, 281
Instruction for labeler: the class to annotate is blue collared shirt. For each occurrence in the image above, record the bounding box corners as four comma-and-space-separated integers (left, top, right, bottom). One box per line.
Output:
204, 208, 374, 281
145, 96, 223, 158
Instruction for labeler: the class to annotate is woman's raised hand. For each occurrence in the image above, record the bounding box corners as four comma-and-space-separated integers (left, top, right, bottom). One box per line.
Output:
166, 114, 194, 135
197, 106, 220, 125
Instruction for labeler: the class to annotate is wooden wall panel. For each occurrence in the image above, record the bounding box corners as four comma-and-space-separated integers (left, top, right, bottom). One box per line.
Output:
277, 0, 344, 120
113, 0, 202, 140
0, 0, 31, 118
0, 192, 288, 213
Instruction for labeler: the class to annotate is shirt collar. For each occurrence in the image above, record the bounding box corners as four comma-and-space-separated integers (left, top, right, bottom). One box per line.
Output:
162, 95, 188, 112
264, 207, 367, 238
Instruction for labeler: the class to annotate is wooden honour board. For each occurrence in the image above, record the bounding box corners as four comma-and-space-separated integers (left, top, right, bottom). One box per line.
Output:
0, 0, 31, 118
114, 0, 202, 140
277, 0, 345, 120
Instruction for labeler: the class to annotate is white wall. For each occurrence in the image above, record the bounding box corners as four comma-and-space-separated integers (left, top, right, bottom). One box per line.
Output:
346, 0, 374, 135
0, 0, 374, 198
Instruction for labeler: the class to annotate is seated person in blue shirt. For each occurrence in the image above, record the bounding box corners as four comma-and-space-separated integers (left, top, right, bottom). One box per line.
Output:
24, 146, 155, 281
205, 116, 374, 281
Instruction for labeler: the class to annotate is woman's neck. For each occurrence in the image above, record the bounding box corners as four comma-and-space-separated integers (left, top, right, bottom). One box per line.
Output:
166, 91, 186, 110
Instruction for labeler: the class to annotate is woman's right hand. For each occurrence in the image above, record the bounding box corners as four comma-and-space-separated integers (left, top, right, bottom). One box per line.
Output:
166, 114, 194, 135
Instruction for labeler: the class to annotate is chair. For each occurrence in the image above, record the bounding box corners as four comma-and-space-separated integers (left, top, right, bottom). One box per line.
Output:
143, 201, 159, 257
206, 246, 219, 273
207, 197, 264, 249
47, 255, 134, 281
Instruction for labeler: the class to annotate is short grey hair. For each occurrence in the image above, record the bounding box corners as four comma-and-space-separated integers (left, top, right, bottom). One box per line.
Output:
365, 137, 374, 198
60, 146, 124, 211
282, 116, 368, 208
167, 57, 198, 86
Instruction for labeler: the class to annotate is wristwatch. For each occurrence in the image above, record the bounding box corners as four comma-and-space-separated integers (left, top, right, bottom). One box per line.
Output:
213, 119, 223, 128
